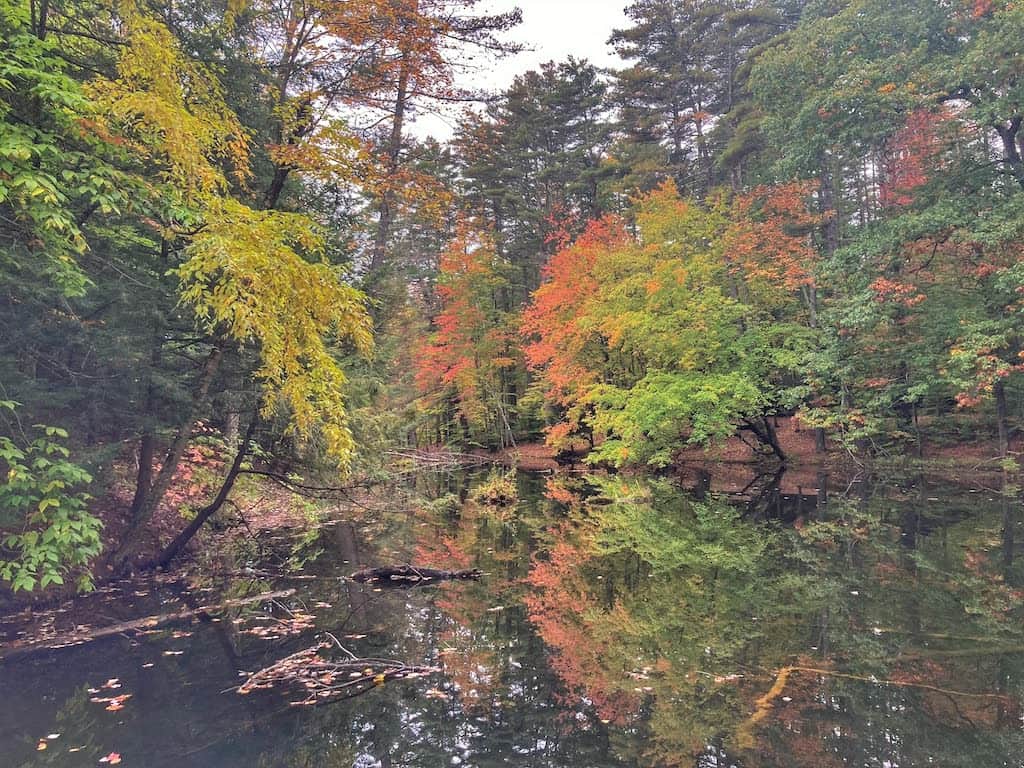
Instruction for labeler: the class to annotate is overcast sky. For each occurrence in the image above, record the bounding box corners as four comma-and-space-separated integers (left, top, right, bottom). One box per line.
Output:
409, 0, 630, 140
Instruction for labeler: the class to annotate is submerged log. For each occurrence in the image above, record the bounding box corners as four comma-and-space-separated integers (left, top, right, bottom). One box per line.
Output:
349, 565, 482, 584
0, 588, 296, 660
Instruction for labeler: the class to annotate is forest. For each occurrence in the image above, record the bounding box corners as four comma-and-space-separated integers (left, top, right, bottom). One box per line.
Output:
4, 0, 1024, 592
3, 1, 1024, 765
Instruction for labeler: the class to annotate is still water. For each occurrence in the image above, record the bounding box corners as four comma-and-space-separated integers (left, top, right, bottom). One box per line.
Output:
1, 467, 1023, 767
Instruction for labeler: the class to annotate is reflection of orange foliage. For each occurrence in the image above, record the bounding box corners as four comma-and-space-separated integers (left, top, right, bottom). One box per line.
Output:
415, 534, 474, 571
411, 497, 533, 715
542, 478, 578, 505
922, 686, 1020, 728
439, 640, 500, 714
525, 526, 641, 725
872, 560, 901, 584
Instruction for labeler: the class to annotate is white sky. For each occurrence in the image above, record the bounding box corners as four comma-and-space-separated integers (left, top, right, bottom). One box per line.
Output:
409, 0, 630, 140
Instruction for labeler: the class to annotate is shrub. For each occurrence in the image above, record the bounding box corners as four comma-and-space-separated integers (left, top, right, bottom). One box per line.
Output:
0, 401, 103, 592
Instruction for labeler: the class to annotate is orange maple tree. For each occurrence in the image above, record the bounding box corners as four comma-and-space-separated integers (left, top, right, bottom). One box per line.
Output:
414, 220, 521, 445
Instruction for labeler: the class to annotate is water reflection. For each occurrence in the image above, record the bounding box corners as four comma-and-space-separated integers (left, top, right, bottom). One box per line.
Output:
528, 471, 1024, 766
0, 467, 1022, 767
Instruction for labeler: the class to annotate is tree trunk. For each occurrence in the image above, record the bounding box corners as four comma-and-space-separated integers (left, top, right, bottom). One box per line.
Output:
818, 157, 840, 258
350, 565, 482, 584
149, 410, 259, 569
263, 166, 291, 210
996, 117, 1024, 189
813, 155, 840, 454
224, 410, 240, 446
369, 57, 411, 276
742, 417, 787, 462
128, 431, 155, 520
995, 379, 1009, 458
129, 307, 166, 520
110, 346, 223, 573
760, 417, 786, 462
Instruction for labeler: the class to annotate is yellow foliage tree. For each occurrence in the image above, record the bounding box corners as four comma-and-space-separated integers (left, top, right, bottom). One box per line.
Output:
87, 2, 372, 569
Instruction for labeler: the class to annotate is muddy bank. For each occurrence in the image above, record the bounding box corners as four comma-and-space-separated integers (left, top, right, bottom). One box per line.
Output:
479, 414, 1020, 492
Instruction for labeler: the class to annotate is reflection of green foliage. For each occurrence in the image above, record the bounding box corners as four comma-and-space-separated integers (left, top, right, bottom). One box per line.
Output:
526, 474, 1024, 766
16, 686, 103, 768
286, 527, 325, 571
589, 477, 768, 573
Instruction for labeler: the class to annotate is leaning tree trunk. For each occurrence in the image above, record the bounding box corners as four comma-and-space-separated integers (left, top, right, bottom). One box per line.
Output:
743, 416, 787, 463
149, 411, 259, 569
110, 346, 223, 573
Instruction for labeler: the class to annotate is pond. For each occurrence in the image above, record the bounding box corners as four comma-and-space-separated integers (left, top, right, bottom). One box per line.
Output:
1, 466, 1023, 767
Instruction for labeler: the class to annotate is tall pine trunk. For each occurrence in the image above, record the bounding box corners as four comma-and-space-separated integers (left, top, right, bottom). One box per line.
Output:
369, 57, 411, 276
995, 379, 1009, 458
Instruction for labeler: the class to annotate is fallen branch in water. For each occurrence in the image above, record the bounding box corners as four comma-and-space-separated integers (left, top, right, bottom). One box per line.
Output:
736, 664, 1017, 749
0, 588, 296, 660
349, 565, 483, 584
238, 642, 438, 705
385, 448, 498, 469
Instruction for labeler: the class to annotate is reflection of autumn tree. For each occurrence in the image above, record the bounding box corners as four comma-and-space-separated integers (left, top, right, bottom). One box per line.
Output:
525, 475, 1024, 767
525, 477, 808, 764
412, 474, 543, 715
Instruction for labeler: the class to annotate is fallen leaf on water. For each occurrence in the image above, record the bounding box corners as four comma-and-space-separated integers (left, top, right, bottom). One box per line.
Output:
99, 752, 122, 764
69, 746, 85, 753
102, 679, 121, 690
36, 741, 47, 751
93, 693, 133, 711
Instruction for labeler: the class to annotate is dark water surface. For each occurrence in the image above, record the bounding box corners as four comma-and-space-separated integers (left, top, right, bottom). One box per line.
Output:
2, 468, 1024, 767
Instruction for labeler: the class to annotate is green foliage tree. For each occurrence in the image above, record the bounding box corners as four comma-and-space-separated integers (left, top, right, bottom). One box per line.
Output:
0, 402, 102, 592
751, 0, 1024, 453
524, 182, 819, 466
